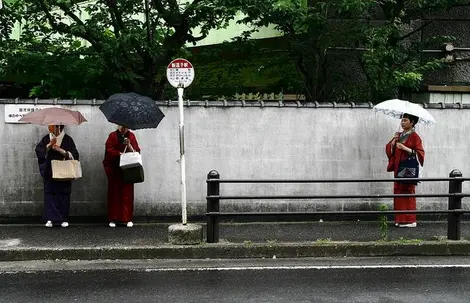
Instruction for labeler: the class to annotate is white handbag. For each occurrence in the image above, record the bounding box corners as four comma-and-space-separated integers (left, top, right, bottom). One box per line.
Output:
51, 153, 82, 181
120, 146, 142, 169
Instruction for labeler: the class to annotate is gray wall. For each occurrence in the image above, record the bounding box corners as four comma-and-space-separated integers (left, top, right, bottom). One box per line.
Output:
1, 100, 469, 218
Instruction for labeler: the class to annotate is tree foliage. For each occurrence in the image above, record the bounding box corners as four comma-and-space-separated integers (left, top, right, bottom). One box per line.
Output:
0, 0, 468, 101
238, 0, 468, 102
0, 0, 241, 99
237, 0, 369, 102
359, 0, 466, 101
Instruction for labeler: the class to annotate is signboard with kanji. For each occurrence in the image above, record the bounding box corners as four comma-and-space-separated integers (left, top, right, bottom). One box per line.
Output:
166, 58, 195, 88
4, 105, 61, 124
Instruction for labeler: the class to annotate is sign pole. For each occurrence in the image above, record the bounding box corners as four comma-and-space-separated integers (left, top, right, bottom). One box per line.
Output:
167, 58, 194, 226
177, 85, 187, 225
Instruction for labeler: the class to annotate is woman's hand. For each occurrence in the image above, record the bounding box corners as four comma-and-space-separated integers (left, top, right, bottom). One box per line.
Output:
392, 132, 400, 143
47, 138, 57, 149
396, 143, 412, 153
52, 144, 67, 156
123, 138, 134, 152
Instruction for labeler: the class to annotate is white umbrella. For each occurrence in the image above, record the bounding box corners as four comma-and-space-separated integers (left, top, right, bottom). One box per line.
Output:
373, 99, 436, 125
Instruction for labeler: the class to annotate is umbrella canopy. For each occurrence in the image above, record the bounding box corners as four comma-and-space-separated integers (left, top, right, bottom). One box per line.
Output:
100, 92, 165, 130
373, 99, 436, 125
19, 107, 87, 125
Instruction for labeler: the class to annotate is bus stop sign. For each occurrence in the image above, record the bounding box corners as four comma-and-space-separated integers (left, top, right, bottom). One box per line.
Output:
166, 58, 194, 88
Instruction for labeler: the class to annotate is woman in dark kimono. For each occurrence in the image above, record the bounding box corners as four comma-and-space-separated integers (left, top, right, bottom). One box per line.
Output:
35, 125, 79, 228
102, 125, 141, 228
385, 113, 425, 228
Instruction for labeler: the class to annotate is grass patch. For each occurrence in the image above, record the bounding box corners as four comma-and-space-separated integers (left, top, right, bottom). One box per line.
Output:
315, 238, 333, 244
376, 237, 424, 244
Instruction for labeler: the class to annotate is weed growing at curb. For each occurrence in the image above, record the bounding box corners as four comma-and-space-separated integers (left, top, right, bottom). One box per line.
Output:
267, 240, 277, 247
395, 237, 424, 244
376, 237, 424, 244
378, 204, 389, 241
434, 235, 447, 241
315, 238, 332, 244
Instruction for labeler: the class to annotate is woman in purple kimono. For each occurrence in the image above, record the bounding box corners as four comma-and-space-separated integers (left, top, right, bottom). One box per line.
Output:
35, 125, 79, 228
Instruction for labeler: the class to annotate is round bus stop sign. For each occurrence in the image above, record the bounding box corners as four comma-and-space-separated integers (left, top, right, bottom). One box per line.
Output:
166, 58, 195, 88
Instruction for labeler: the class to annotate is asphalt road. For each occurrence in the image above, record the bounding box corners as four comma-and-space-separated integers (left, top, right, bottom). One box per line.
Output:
1, 257, 469, 303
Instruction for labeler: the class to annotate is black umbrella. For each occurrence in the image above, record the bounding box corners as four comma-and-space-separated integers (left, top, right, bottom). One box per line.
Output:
100, 92, 165, 130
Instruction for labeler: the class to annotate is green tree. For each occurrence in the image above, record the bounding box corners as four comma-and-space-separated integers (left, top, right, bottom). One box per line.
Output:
0, 0, 22, 79
238, 0, 468, 102
0, 0, 241, 99
237, 0, 370, 102
186, 37, 303, 100
360, 0, 467, 101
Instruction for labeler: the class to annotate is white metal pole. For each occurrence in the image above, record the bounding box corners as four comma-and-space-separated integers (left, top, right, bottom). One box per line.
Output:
177, 86, 187, 225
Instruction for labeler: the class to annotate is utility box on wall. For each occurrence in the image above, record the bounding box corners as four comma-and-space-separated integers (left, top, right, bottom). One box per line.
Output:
411, 85, 470, 104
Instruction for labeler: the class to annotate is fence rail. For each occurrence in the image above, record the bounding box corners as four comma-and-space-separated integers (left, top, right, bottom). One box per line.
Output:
206, 210, 467, 216
207, 177, 470, 183
205, 169, 468, 243
207, 194, 467, 199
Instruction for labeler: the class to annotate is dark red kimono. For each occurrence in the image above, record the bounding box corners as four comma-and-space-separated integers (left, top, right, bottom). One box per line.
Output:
385, 131, 425, 224
102, 130, 141, 223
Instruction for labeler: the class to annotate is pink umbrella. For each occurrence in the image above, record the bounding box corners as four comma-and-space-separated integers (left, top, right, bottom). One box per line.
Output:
19, 107, 87, 125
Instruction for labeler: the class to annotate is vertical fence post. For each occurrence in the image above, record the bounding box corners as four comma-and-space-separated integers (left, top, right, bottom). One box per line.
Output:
448, 169, 463, 240
206, 170, 220, 243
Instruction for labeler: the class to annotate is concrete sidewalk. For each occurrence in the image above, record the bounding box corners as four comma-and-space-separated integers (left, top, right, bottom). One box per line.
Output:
0, 221, 469, 261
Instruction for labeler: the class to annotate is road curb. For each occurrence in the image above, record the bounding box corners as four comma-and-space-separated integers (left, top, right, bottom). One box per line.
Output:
1, 241, 470, 261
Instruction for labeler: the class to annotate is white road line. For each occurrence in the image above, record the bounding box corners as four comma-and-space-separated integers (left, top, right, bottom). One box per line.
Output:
141, 264, 470, 272
0, 239, 21, 248
2, 263, 470, 274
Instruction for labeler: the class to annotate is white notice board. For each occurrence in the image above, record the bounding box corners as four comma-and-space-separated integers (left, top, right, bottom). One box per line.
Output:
4, 104, 61, 123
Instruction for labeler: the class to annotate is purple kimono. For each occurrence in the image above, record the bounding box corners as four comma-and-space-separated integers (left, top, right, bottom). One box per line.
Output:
35, 134, 79, 223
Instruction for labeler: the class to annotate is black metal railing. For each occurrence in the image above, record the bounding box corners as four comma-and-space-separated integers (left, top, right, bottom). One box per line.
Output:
206, 169, 470, 243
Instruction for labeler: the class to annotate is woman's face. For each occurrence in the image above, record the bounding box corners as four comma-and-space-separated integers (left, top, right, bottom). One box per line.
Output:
401, 118, 414, 131
118, 125, 128, 134
48, 125, 60, 136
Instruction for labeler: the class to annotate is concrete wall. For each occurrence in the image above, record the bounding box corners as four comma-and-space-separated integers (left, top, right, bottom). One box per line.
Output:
1, 100, 470, 218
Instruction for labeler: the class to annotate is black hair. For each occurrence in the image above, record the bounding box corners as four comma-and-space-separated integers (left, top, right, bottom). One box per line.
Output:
403, 113, 419, 126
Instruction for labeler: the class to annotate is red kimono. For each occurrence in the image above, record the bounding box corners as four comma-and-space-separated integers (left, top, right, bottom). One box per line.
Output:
102, 130, 141, 223
385, 130, 425, 224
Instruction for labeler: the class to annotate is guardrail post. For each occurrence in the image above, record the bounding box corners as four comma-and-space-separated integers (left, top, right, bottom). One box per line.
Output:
448, 169, 463, 240
206, 170, 220, 243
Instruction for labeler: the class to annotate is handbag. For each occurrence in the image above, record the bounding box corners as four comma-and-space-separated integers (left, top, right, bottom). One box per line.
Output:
119, 146, 142, 169
396, 155, 419, 185
121, 165, 145, 184
51, 154, 82, 181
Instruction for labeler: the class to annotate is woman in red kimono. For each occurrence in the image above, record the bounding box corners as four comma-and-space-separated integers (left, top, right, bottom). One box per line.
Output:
102, 125, 141, 228
385, 113, 425, 228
